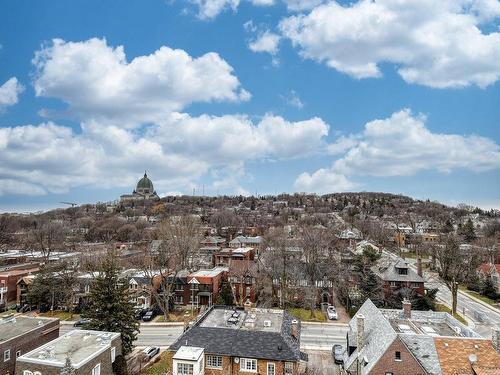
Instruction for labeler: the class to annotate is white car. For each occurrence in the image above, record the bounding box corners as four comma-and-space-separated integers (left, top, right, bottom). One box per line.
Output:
143, 346, 160, 359
327, 305, 338, 320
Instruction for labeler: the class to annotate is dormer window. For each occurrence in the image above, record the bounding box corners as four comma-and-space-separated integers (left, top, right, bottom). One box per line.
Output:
396, 267, 408, 275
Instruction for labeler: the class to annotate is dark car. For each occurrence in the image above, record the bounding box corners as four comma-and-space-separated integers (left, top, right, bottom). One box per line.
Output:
142, 310, 156, 322
135, 308, 148, 320
332, 344, 344, 364
73, 318, 91, 327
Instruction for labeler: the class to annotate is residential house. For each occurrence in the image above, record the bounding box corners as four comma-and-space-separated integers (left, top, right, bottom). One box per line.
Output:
214, 247, 255, 267
372, 256, 425, 297
229, 236, 262, 249
343, 299, 497, 375
169, 306, 307, 374
228, 261, 258, 305
0, 316, 59, 375
15, 330, 121, 375
126, 271, 152, 310
16, 275, 35, 308
186, 267, 228, 308
477, 263, 500, 294
0, 268, 38, 310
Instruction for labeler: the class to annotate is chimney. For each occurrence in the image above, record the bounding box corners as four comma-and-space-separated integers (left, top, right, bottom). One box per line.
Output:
402, 298, 411, 319
492, 327, 500, 354
417, 257, 423, 277
244, 299, 252, 311
291, 319, 299, 340
356, 314, 365, 350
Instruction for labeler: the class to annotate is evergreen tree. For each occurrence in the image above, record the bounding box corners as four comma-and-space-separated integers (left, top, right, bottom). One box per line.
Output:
458, 218, 476, 242
83, 250, 139, 355
216, 282, 234, 306
60, 357, 76, 375
112, 355, 128, 375
482, 276, 498, 300
441, 219, 454, 234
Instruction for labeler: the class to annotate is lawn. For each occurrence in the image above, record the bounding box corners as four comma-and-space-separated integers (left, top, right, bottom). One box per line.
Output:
287, 307, 327, 322
143, 351, 173, 375
156, 310, 195, 323
38, 311, 80, 321
458, 286, 499, 308
435, 303, 468, 325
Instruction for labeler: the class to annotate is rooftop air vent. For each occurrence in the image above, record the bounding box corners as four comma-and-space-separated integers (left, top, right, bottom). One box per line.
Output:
264, 320, 272, 328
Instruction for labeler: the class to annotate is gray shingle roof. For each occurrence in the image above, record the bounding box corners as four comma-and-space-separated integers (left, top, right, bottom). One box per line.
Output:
400, 334, 442, 375
372, 256, 424, 283
169, 307, 303, 362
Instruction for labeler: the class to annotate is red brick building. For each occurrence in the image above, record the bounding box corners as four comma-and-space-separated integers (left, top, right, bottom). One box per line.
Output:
186, 267, 228, 307
0, 268, 39, 309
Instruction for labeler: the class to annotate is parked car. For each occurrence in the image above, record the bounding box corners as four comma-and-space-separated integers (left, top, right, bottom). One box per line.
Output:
73, 318, 91, 327
143, 346, 160, 360
327, 305, 338, 320
135, 308, 148, 320
142, 310, 157, 322
332, 344, 344, 364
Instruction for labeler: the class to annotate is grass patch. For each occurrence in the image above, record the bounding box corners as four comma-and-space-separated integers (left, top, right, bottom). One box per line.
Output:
38, 311, 80, 321
287, 308, 326, 322
435, 303, 468, 325
143, 351, 173, 375
156, 310, 195, 323
458, 286, 499, 307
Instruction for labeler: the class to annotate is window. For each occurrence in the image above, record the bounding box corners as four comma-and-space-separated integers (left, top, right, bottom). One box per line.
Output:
16, 350, 21, 358
92, 363, 101, 375
395, 351, 401, 361
240, 358, 257, 372
390, 281, 397, 287
4, 349, 10, 362
175, 284, 184, 291
206, 355, 223, 368
177, 363, 193, 375
111, 347, 116, 363
267, 362, 275, 375
34, 372, 42, 375
245, 287, 251, 296
385, 373, 394, 375
23, 372, 32, 375
175, 295, 184, 304
284, 362, 294, 375
84, 284, 90, 293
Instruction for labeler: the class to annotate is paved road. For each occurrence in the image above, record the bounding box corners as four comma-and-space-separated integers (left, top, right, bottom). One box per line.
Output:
301, 322, 348, 350
60, 323, 184, 348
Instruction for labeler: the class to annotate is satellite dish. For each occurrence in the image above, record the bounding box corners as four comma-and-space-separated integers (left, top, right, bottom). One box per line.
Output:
234, 358, 240, 364
469, 354, 477, 363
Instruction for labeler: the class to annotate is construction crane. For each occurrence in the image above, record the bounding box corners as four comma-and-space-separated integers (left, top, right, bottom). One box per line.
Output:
60, 201, 78, 207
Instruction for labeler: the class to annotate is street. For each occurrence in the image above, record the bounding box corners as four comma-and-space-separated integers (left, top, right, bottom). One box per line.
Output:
300, 322, 348, 350
59, 323, 185, 348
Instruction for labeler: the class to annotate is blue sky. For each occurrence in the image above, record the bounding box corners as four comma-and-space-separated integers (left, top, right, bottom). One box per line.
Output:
0, 0, 499, 212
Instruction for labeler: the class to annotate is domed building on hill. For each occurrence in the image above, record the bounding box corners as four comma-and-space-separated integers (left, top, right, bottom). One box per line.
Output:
120, 172, 160, 202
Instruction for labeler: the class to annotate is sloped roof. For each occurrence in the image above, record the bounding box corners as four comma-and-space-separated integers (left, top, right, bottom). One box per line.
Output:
372, 256, 424, 283
400, 334, 442, 375
345, 299, 398, 373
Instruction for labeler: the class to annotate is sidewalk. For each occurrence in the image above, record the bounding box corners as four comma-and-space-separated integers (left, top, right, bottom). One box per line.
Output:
457, 289, 500, 317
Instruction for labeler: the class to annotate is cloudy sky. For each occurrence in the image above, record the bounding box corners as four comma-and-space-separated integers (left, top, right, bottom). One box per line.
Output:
0, 0, 499, 212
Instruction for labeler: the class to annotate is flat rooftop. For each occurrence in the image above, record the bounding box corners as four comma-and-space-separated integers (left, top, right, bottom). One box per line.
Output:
18, 330, 120, 368
190, 267, 228, 278
173, 346, 204, 361
0, 316, 58, 343
381, 309, 480, 338
199, 307, 283, 333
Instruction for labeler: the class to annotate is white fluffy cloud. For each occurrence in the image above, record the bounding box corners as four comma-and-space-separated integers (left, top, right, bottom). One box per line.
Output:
33, 38, 249, 126
0, 77, 24, 113
295, 169, 356, 194
248, 31, 281, 55
295, 109, 500, 193
0, 113, 329, 195
190, 0, 240, 19
280, 0, 500, 88
282, 0, 324, 11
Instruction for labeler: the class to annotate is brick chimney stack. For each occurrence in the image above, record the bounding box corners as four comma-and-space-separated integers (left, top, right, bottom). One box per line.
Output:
357, 314, 365, 350
402, 298, 412, 319
291, 319, 299, 340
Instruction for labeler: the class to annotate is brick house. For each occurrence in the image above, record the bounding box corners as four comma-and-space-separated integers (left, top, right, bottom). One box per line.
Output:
169, 306, 307, 375
344, 299, 488, 374
372, 256, 425, 297
228, 260, 258, 305
0, 316, 59, 375
185, 267, 228, 308
15, 330, 121, 375
477, 263, 500, 293
0, 268, 39, 309
214, 247, 255, 267
228, 236, 262, 249
16, 276, 35, 308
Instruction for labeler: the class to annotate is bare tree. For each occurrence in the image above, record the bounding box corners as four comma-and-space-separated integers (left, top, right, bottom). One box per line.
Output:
143, 215, 200, 319
27, 220, 65, 262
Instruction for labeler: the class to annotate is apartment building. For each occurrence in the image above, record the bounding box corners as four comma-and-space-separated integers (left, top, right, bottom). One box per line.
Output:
15, 330, 121, 375
169, 306, 307, 375
0, 316, 59, 375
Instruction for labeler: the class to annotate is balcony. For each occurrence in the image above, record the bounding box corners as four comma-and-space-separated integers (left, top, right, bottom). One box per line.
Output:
191, 285, 212, 293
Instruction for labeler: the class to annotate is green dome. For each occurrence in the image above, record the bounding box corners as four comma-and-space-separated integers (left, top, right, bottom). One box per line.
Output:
136, 172, 154, 191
